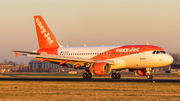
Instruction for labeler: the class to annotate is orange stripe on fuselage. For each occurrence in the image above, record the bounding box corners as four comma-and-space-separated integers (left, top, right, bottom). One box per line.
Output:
90, 45, 164, 60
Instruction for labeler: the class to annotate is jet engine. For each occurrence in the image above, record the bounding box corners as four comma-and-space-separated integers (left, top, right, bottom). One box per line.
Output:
129, 69, 148, 76
89, 63, 111, 76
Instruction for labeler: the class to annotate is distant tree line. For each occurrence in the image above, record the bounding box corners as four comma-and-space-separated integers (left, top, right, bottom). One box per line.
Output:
169, 53, 180, 64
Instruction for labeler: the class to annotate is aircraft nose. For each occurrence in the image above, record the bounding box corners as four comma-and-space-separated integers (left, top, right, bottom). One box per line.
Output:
164, 55, 174, 65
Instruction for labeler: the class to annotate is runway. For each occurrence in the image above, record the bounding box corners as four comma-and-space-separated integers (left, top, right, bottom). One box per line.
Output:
0, 78, 180, 82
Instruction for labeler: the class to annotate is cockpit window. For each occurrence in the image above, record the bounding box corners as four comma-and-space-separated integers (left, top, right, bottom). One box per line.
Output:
160, 51, 166, 54
156, 51, 160, 54
152, 50, 166, 54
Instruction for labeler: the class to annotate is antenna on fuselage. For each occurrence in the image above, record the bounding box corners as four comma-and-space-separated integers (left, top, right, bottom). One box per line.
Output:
84, 44, 86, 47
147, 42, 149, 45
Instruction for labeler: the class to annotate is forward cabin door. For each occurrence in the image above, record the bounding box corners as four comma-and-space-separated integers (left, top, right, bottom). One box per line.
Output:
140, 47, 147, 60
139, 47, 148, 67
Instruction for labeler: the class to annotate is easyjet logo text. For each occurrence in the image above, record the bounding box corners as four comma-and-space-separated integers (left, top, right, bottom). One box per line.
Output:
36, 18, 53, 45
116, 47, 140, 52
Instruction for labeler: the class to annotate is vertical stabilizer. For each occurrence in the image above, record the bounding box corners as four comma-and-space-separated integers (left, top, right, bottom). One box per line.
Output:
34, 16, 60, 49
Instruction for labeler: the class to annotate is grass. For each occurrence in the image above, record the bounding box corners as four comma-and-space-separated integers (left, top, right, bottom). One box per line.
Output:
0, 81, 179, 101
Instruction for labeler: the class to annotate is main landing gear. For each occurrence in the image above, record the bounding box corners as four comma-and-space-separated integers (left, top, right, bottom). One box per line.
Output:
111, 71, 121, 79
82, 72, 92, 79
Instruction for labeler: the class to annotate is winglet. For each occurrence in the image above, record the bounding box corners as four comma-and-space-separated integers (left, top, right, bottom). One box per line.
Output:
14, 52, 19, 57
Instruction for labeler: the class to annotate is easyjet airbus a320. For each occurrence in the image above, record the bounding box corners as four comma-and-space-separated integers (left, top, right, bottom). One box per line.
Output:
13, 16, 173, 79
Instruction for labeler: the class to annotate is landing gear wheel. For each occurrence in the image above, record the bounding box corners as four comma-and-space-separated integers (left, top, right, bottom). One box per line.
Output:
147, 75, 153, 79
116, 73, 121, 79
83, 73, 88, 79
111, 73, 121, 79
83, 72, 92, 79
111, 73, 117, 79
88, 73, 92, 79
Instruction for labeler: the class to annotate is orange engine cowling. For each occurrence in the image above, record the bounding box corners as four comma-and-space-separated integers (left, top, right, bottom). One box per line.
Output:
133, 69, 148, 76
89, 63, 111, 76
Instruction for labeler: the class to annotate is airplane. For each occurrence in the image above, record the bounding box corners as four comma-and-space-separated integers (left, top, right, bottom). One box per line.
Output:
13, 15, 173, 79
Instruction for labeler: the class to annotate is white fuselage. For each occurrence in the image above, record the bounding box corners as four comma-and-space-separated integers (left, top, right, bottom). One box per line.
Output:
56, 45, 173, 70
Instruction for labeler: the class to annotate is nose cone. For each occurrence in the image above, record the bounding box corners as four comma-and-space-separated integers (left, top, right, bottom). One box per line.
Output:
164, 55, 174, 65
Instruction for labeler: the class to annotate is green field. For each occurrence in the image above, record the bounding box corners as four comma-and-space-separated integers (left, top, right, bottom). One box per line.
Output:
0, 81, 179, 101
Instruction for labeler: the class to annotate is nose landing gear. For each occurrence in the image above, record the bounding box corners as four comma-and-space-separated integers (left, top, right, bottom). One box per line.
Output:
147, 75, 153, 79
146, 68, 154, 79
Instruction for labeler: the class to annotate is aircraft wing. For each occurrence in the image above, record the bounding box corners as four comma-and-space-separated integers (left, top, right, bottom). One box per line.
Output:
13, 50, 114, 67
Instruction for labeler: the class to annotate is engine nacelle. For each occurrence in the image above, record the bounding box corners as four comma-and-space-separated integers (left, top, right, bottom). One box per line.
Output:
130, 69, 148, 76
89, 63, 111, 76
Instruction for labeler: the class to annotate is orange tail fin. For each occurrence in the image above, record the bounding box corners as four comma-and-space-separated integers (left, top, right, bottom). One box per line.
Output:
34, 16, 60, 49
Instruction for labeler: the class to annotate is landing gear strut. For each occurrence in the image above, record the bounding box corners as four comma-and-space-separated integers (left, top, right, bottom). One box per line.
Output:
111, 71, 121, 79
83, 72, 92, 79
